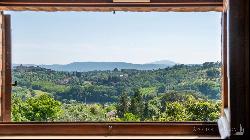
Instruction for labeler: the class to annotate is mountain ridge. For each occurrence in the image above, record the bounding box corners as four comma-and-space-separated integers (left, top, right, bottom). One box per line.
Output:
149, 60, 178, 65
13, 60, 178, 72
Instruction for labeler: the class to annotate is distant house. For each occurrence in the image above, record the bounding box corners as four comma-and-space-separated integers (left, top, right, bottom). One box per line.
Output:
106, 110, 117, 120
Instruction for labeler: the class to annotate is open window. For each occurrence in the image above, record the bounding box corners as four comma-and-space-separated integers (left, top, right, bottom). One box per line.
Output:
0, 0, 249, 138
9, 11, 222, 123
0, 2, 225, 135
0, 0, 223, 136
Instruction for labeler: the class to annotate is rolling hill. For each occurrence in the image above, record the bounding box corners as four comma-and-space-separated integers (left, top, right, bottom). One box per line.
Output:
13, 60, 177, 72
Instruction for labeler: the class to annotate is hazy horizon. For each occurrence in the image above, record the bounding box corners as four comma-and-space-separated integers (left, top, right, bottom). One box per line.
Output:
13, 60, 221, 66
8, 11, 222, 65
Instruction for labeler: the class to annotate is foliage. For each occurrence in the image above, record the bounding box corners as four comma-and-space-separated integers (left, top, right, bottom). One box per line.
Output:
129, 89, 145, 119
11, 62, 221, 122
117, 92, 130, 118
12, 93, 63, 122
122, 113, 140, 122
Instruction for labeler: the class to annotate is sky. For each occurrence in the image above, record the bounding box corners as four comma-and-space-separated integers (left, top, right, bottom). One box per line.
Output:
7, 11, 222, 65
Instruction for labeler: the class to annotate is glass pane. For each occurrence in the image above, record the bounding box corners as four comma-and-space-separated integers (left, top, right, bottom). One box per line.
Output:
10, 11, 222, 122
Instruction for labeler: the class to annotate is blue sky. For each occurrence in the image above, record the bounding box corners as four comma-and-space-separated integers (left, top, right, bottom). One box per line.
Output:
7, 11, 222, 65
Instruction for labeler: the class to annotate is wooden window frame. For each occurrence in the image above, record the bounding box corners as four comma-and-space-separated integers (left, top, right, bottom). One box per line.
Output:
0, 12, 11, 123
0, 0, 230, 136
0, 0, 223, 12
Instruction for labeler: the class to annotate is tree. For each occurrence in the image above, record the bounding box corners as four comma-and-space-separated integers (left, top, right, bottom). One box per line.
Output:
147, 98, 162, 120
117, 92, 130, 118
203, 62, 215, 68
129, 89, 144, 119
157, 85, 166, 94
12, 63, 222, 122
16, 94, 63, 122
11, 94, 30, 122
186, 100, 221, 121
122, 113, 140, 122
59, 101, 89, 122
163, 101, 188, 121
206, 68, 220, 79
113, 68, 119, 72
143, 102, 150, 120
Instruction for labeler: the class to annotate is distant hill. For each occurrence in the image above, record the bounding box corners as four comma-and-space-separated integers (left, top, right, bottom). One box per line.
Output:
149, 60, 177, 66
13, 61, 177, 72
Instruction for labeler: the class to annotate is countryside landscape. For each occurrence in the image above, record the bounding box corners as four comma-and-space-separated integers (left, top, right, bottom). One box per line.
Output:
10, 11, 221, 122
12, 61, 221, 122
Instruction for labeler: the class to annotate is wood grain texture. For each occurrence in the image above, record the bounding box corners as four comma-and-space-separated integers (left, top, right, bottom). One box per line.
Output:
221, 11, 228, 112
227, 0, 249, 138
0, 122, 219, 136
113, 0, 151, 3
0, 0, 223, 12
1, 15, 11, 122
0, 12, 3, 121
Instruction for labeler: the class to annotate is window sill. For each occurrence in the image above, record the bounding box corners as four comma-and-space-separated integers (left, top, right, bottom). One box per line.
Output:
0, 122, 219, 136
0, 136, 220, 139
